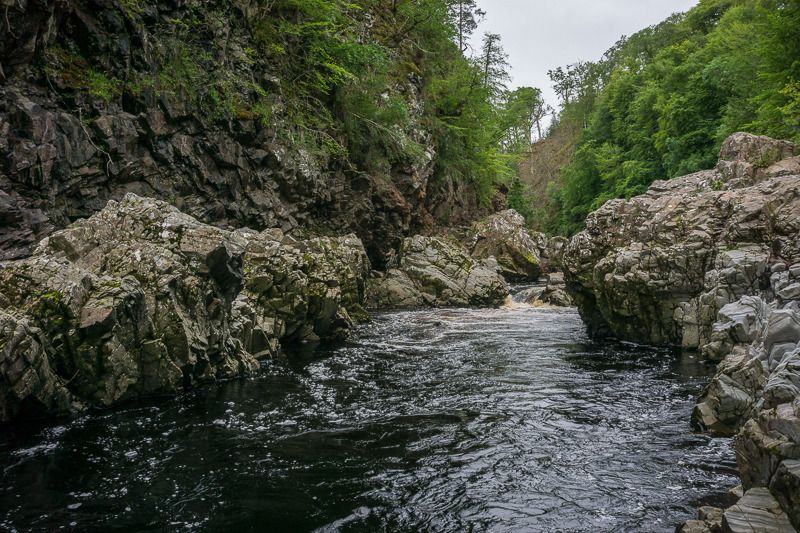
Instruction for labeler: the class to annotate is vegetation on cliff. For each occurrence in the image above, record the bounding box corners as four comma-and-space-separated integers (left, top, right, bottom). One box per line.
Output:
529, 0, 800, 234
38, 0, 542, 206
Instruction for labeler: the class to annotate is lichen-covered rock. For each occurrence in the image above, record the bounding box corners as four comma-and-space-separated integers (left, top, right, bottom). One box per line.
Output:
0, 194, 370, 422
563, 133, 799, 347
466, 209, 545, 281
368, 235, 507, 308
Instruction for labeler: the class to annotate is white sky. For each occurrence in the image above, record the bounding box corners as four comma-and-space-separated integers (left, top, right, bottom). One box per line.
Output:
470, 0, 699, 110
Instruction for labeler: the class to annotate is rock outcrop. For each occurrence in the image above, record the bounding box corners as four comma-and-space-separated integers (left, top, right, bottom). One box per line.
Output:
563, 132, 799, 348
0, 194, 370, 422
525, 272, 574, 307
466, 209, 545, 281
562, 133, 800, 531
368, 235, 507, 308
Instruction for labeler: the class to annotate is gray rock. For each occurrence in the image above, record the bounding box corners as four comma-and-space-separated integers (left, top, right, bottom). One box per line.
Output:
562, 133, 798, 348
523, 272, 574, 307
0, 194, 371, 422
466, 209, 544, 281
368, 235, 507, 308
722, 488, 796, 533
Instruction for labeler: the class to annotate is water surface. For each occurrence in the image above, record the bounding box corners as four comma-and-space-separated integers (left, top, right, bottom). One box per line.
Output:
0, 306, 737, 532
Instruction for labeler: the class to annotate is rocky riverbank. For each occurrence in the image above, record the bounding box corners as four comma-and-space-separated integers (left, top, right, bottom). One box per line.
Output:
563, 133, 800, 531
0, 193, 372, 422
2, 192, 571, 423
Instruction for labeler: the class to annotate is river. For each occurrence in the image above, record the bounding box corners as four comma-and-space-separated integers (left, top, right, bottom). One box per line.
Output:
0, 304, 738, 532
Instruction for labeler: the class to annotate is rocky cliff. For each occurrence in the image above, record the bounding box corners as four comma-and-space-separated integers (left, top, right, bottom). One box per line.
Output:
563, 133, 800, 531
563, 133, 799, 348
0, 0, 491, 269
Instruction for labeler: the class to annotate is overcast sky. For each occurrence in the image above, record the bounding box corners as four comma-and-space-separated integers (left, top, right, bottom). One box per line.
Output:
471, 0, 699, 110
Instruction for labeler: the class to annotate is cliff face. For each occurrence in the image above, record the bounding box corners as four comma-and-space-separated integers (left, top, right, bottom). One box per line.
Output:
564, 133, 800, 531
563, 133, 799, 348
0, 0, 486, 267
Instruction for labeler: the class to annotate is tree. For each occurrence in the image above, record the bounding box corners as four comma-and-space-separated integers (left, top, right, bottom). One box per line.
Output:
478, 32, 510, 101
499, 86, 549, 150
547, 62, 591, 107
448, 0, 485, 52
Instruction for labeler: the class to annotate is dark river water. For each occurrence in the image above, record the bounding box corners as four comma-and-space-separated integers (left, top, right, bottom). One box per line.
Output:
1, 304, 738, 532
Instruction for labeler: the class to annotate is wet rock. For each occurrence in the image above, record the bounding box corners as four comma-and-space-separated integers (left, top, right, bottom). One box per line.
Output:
522, 272, 574, 307
466, 209, 545, 282
721, 488, 796, 532
368, 235, 507, 308
0, 194, 371, 422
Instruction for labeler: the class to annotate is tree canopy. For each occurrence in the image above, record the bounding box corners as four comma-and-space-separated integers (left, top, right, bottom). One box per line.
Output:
541, 0, 800, 235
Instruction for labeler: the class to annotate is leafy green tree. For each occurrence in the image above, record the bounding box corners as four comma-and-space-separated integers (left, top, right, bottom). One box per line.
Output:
542, 0, 800, 235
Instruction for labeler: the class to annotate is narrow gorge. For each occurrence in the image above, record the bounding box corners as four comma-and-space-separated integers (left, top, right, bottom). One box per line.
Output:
2, 0, 800, 531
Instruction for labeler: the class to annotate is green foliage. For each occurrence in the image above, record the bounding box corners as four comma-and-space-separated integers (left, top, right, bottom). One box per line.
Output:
38, 0, 542, 208
545, 0, 800, 235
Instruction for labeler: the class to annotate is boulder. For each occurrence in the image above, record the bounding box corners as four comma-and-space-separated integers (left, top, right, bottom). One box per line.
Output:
0, 194, 370, 422
522, 272, 574, 307
677, 506, 724, 533
466, 209, 545, 281
368, 235, 507, 308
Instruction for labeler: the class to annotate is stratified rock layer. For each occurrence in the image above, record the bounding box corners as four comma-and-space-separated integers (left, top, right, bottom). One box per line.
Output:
368, 235, 507, 308
0, 194, 370, 422
563, 132, 799, 348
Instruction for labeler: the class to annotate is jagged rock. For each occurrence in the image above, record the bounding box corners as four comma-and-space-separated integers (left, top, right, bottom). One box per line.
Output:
722, 488, 796, 533
561, 133, 800, 527
563, 133, 799, 347
0, 0, 496, 269
677, 506, 725, 533
702, 296, 770, 362
692, 346, 766, 435
521, 272, 574, 307
368, 235, 507, 308
466, 209, 545, 281
0, 194, 370, 422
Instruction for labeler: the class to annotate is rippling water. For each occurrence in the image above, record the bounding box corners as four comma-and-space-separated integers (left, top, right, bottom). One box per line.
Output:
1, 305, 738, 532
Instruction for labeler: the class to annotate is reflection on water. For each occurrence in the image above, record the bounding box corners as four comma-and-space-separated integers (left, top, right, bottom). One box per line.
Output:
0, 306, 736, 532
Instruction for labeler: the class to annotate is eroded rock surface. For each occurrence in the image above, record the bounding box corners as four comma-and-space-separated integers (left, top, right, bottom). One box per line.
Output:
368, 235, 507, 308
563, 133, 800, 530
563, 132, 799, 348
0, 194, 370, 422
466, 209, 545, 281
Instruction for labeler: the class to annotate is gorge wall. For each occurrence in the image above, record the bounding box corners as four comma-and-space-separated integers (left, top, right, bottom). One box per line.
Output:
0, 0, 490, 269
563, 132, 800, 531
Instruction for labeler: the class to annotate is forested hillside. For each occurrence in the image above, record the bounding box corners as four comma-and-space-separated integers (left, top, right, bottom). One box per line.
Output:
526, 0, 800, 234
